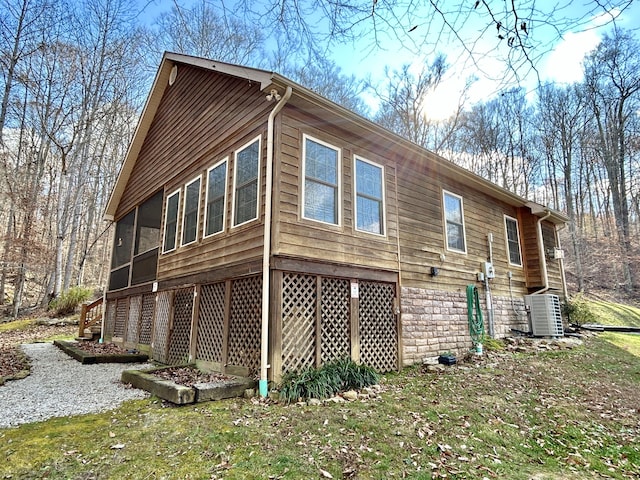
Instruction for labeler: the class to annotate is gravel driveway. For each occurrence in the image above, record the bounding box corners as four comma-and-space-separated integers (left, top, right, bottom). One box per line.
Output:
0, 342, 150, 429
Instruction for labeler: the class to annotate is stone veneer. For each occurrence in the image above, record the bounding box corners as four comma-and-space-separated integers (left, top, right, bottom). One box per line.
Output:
401, 286, 530, 365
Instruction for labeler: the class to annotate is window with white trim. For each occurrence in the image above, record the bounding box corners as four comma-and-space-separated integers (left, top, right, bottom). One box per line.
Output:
443, 190, 466, 253
233, 138, 260, 226
504, 215, 523, 266
303, 135, 340, 225
162, 189, 180, 253
354, 156, 384, 235
181, 176, 201, 246
205, 158, 228, 237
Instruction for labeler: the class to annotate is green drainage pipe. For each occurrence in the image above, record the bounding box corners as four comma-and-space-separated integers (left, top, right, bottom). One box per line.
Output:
466, 284, 485, 353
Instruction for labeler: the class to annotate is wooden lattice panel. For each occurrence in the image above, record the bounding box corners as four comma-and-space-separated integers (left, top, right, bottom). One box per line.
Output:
167, 287, 194, 365
126, 296, 142, 343
114, 298, 128, 339
152, 291, 171, 363
139, 293, 155, 345
104, 300, 116, 341
359, 281, 397, 372
281, 273, 317, 374
196, 282, 226, 363
320, 277, 351, 363
227, 276, 261, 375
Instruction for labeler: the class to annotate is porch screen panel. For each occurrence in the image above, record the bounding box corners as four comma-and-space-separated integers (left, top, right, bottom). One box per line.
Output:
281, 273, 317, 374
126, 295, 142, 343
227, 276, 261, 374
139, 293, 155, 345
359, 281, 397, 372
320, 277, 351, 364
152, 291, 172, 363
167, 287, 194, 365
196, 282, 226, 363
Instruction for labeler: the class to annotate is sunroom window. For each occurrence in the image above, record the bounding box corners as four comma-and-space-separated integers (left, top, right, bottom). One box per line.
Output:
205, 159, 227, 237
181, 176, 201, 246
233, 138, 260, 226
163, 189, 180, 253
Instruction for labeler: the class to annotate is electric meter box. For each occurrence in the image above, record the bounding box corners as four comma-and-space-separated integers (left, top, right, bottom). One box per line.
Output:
483, 262, 495, 279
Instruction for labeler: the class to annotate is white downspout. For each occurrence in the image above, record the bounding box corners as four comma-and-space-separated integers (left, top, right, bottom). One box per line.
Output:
531, 210, 552, 295
260, 86, 292, 398
556, 224, 569, 299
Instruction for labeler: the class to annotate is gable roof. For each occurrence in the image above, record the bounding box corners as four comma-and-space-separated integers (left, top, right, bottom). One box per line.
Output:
104, 52, 567, 225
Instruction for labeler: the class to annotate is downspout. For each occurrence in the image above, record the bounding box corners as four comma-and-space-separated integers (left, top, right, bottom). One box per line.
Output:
531, 210, 552, 295
556, 224, 569, 299
260, 85, 292, 398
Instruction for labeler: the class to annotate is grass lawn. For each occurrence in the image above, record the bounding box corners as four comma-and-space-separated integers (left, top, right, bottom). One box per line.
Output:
589, 301, 640, 327
1, 332, 639, 479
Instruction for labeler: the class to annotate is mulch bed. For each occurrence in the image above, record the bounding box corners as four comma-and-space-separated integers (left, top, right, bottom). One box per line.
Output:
152, 366, 234, 387
72, 341, 133, 355
1, 322, 76, 384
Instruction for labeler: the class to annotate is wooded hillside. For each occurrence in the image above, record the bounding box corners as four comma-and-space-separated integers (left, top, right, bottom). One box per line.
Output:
0, 0, 637, 317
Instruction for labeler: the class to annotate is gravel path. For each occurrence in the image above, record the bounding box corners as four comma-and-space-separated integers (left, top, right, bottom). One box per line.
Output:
0, 342, 151, 429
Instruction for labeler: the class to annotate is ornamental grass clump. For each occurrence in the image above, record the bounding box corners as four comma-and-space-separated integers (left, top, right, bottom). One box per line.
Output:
48, 286, 93, 316
278, 358, 379, 403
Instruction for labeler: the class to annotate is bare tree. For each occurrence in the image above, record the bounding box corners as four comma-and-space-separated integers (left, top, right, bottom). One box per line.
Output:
228, 0, 633, 86
583, 29, 640, 292
372, 55, 467, 153
537, 83, 587, 291
151, 1, 263, 63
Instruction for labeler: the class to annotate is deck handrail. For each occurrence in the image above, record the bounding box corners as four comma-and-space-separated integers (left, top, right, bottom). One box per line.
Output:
78, 297, 104, 339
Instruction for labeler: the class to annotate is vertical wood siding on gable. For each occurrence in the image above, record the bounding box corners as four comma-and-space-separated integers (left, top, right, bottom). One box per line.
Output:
273, 107, 400, 271
114, 64, 274, 282
115, 65, 272, 219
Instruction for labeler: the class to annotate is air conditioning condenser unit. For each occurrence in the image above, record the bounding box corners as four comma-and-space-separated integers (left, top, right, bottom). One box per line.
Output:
524, 294, 564, 337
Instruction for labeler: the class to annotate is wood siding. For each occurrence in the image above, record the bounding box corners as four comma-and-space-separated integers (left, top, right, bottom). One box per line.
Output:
394, 155, 535, 300
113, 65, 275, 284
272, 105, 400, 273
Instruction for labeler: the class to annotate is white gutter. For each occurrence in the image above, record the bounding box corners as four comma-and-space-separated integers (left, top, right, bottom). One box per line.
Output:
260, 86, 292, 398
531, 210, 552, 295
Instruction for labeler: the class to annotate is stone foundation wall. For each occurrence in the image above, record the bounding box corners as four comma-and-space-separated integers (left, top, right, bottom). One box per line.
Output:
400, 286, 530, 366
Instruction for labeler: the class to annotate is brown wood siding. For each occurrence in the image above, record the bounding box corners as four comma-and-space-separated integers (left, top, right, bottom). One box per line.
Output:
115, 65, 273, 219
114, 65, 275, 283
394, 156, 533, 299
521, 210, 543, 287
272, 106, 400, 272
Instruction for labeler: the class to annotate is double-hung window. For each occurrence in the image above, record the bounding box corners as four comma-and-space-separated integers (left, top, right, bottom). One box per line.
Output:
443, 190, 466, 253
303, 135, 340, 225
504, 215, 523, 266
162, 189, 180, 253
233, 138, 260, 226
181, 176, 201, 246
205, 158, 228, 237
354, 156, 384, 235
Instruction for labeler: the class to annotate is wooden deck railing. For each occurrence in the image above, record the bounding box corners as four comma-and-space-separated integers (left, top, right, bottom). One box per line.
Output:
78, 297, 104, 339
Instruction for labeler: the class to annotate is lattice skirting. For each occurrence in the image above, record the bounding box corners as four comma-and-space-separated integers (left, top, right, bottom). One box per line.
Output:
106, 271, 398, 378
279, 273, 398, 377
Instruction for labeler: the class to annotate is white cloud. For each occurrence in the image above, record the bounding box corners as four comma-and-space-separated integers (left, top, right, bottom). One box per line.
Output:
541, 30, 601, 84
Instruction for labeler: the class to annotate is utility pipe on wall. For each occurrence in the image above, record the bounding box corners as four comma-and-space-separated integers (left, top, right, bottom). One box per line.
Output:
260, 85, 292, 398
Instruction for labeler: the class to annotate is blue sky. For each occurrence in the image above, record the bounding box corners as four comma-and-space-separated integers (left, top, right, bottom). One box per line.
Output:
136, 0, 639, 118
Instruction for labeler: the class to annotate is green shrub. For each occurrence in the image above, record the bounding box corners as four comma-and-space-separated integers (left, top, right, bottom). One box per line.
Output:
48, 286, 93, 316
563, 293, 597, 326
278, 358, 380, 403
